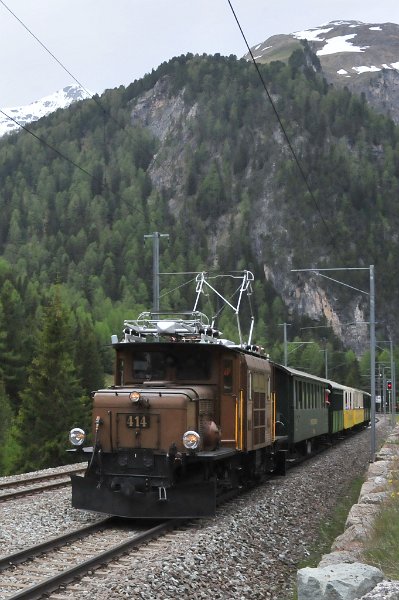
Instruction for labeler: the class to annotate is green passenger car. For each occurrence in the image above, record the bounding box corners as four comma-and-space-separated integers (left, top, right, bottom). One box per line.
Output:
327, 382, 344, 434
273, 364, 329, 448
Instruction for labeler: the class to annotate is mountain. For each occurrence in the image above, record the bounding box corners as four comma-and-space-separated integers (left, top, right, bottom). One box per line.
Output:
245, 20, 399, 123
0, 85, 91, 137
0, 50, 398, 388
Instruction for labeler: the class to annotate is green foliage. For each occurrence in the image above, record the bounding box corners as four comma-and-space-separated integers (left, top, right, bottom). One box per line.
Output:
11, 287, 87, 473
73, 313, 105, 409
294, 477, 364, 578
363, 470, 399, 579
0, 381, 14, 472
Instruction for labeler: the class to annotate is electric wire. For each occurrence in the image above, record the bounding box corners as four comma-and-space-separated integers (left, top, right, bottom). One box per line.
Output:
226, 0, 336, 247
2, 0, 333, 245
0, 0, 172, 190
0, 0, 92, 99
0, 106, 148, 220
1, 0, 108, 120
0, 107, 102, 184
159, 277, 197, 299
0, 0, 164, 223
1, 1, 335, 310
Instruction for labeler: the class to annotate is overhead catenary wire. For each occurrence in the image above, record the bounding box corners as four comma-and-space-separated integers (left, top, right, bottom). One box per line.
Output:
0, 106, 148, 220
159, 277, 198, 299
0, 0, 173, 186
0, 0, 91, 96
0, 0, 129, 157
0, 107, 102, 184
226, 0, 336, 248
0, 0, 169, 223
1, 0, 336, 299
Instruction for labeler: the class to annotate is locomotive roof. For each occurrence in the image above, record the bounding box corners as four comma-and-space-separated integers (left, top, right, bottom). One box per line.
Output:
111, 271, 259, 351
112, 310, 265, 356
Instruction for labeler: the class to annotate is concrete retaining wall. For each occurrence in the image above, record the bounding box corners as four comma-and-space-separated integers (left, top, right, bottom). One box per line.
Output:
297, 420, 399, 600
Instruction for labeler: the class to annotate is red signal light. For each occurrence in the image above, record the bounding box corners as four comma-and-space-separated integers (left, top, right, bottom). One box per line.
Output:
387, 381, 392, 390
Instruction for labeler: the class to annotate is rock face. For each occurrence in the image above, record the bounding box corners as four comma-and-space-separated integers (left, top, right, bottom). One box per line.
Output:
246, 20, 399, 124
297, 563, 384, 600
128, 70, 374, 354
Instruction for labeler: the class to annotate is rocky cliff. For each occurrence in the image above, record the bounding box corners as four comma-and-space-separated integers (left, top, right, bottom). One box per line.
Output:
127, 59, 383, 355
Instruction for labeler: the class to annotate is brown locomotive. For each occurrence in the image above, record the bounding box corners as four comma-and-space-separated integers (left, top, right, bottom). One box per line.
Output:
70, 272, 286, 518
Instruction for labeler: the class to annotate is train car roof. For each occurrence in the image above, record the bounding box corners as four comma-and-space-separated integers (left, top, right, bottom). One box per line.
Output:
273, 362, 370, 396
273, 362, 329, 384
325, 379, 371, 396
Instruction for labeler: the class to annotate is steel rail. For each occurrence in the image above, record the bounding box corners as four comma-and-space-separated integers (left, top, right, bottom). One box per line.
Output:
0, 466, 85, 490
0, 518, 111, 572
0, 478, 75, 501
4, 520, 174, 600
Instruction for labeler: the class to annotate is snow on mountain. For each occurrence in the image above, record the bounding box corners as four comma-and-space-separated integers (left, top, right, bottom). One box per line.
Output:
291, 21, 399, 70
0, 84, 91, 138
246, 20, 399, 80
245, 20, 399, 123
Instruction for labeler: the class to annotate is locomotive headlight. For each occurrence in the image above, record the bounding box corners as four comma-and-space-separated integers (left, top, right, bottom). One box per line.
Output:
182, 430, 201, 450
69, 428, 86, 446
129, 391, 141, 403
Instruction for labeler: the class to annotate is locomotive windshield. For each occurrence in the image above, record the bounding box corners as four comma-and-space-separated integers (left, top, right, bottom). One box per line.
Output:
131, 348, 211, 382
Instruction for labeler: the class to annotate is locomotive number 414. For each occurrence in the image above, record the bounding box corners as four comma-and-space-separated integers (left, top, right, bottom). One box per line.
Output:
126, 414, 150, 429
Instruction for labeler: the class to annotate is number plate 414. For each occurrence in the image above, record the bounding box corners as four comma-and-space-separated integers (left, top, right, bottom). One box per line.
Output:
126, 414, 150, 429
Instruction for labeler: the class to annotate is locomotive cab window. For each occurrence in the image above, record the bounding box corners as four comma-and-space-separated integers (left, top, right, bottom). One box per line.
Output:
132, 352, 166, 381
176, 352, 211, 381
131, 349, 211, 382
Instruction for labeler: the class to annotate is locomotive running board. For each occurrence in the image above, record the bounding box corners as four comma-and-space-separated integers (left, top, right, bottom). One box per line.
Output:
71, 474, 216, 519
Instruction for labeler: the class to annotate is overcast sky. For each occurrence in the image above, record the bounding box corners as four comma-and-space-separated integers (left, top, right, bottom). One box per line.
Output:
1, 0, 399, 107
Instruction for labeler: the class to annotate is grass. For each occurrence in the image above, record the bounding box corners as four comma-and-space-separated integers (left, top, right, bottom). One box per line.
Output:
363, 459, 399, 579
257, 40, 301, 64
291, 477, 364, 599
292, 477, 365, 600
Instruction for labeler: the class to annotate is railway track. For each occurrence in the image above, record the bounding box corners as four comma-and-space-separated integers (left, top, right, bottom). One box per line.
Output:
0, 466, 86, 502
0, 518, 174, 599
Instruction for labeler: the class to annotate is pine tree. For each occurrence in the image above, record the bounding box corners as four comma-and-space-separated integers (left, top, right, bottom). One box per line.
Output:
0, 281, 28, 408
73, 314, 105, 431
0, 380, 14, 474
13, 287, 86, 472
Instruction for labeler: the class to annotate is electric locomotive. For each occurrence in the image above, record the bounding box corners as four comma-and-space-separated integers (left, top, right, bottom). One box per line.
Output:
69, 272, 285, 518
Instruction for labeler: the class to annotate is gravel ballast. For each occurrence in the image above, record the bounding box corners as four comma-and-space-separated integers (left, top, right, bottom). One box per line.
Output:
0, 418, 393, 599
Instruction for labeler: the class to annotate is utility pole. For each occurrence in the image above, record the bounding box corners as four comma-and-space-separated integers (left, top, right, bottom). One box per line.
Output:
378, 338, 396, 425
370, 265, 376, 460
324, 348, 328, 379
279, 323, 291, 366
390, 338, 396, 426
144, 232, 169, 313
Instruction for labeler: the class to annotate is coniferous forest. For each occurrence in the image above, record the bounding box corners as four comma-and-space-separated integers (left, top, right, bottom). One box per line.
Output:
1, 48, 399, 473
